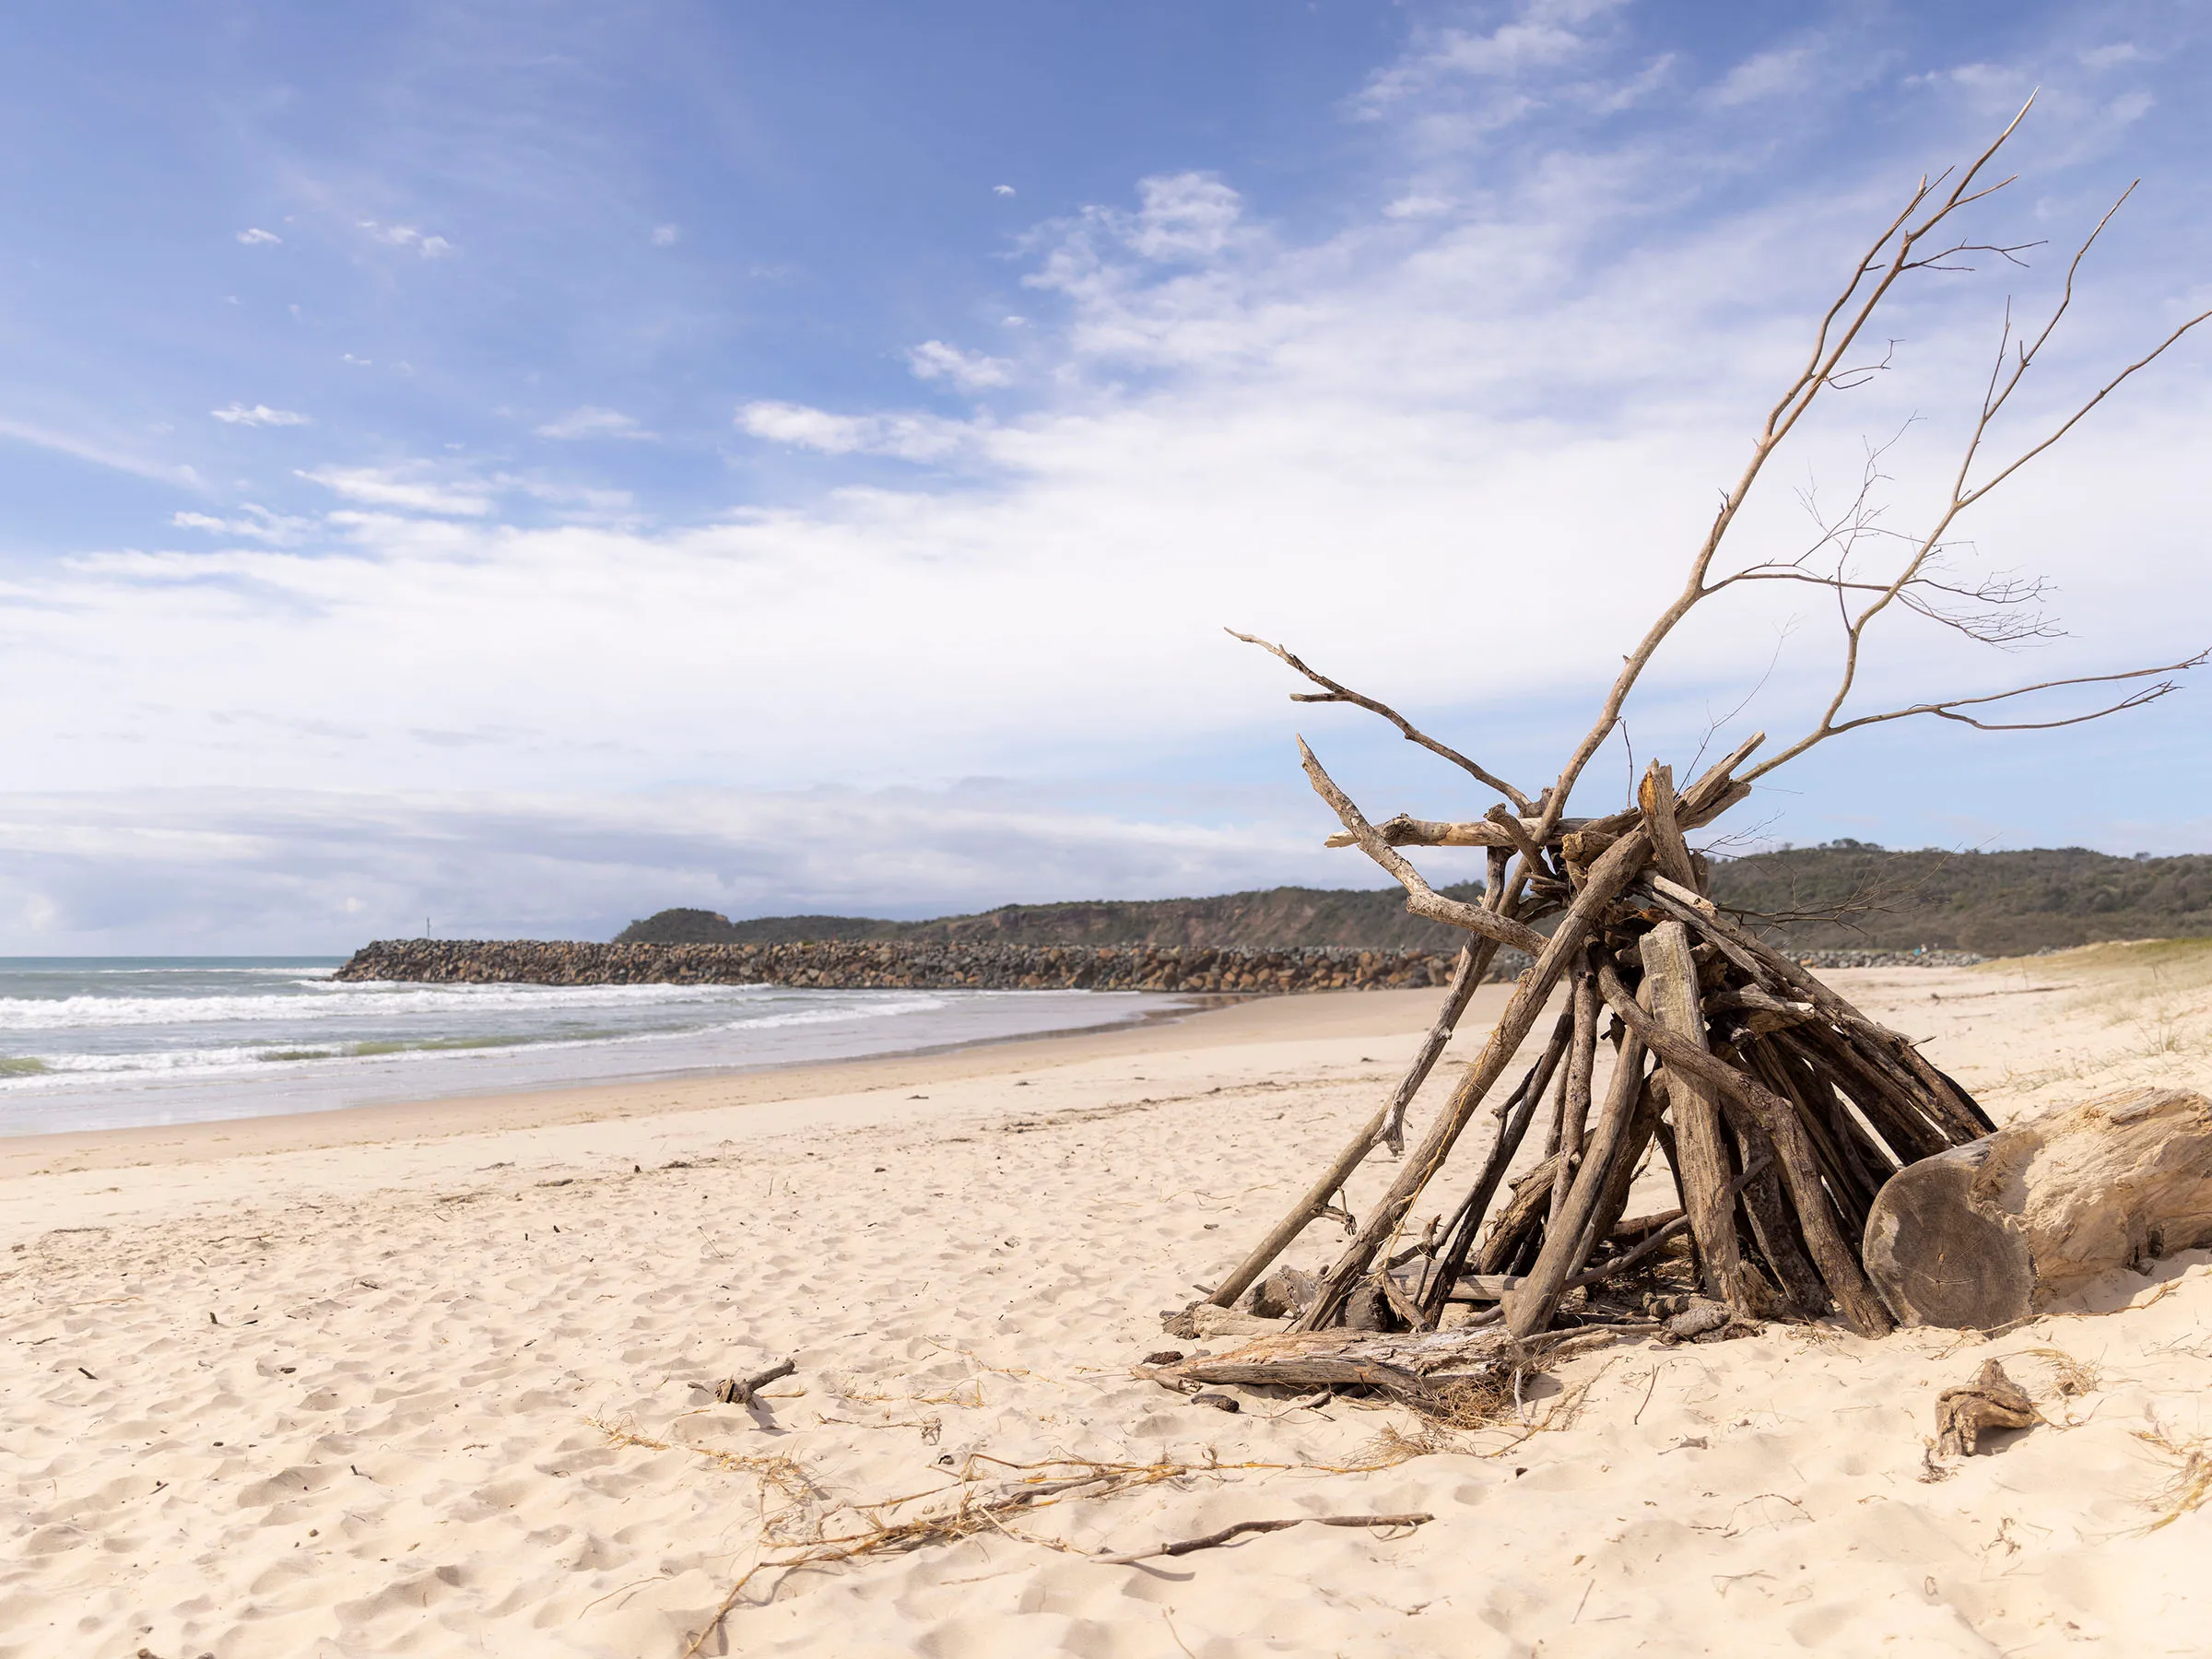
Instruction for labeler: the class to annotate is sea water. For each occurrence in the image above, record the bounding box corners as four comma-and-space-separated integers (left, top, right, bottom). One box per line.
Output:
0, 959, 1178, 1136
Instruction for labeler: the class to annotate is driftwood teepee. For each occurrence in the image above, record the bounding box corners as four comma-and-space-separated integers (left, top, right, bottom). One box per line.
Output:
1171, 107, 2209, 1376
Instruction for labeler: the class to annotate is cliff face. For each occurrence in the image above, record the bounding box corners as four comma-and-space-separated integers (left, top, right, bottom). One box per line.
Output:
617, 847, 2212, 957
334, 938, 1465, 994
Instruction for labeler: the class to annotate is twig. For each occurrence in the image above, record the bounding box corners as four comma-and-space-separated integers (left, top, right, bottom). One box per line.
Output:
1091, 1512, 1434, 1565
1229, 630, 1531, 810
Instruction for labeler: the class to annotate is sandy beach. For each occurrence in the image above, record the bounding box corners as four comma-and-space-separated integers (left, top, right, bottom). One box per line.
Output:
6, 943, 2212, 1657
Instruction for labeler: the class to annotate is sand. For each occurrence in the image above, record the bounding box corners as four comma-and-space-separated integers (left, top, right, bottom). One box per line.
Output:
6, 945, 2212, 1657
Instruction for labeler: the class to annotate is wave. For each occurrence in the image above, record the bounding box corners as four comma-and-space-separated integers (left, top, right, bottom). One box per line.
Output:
0, 989, 962, 1089
0, 979, 804, 1032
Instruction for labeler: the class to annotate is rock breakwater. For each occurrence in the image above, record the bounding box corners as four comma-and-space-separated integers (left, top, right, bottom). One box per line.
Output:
334, 938, 1465, 994
1789, 947, 1986, 970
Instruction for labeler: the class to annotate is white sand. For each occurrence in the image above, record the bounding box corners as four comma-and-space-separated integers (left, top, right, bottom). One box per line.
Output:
6, 946, 2212, 1657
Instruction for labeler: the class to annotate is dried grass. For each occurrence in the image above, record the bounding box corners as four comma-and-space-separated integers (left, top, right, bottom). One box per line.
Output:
2135, 1421, 2212, 1534
2015, 1345, 2100, 1398
1354, 1418, 1479, 1465
590, 1420, 822, 1504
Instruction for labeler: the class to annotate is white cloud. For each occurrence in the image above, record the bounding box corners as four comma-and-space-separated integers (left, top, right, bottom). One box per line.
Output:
295, 465, 493, 515
905, 340, 1015, 390
994, 184, 1017, 197
359, 220, 454, 257
0, 782, 1361, 952
235, 228, 282, 246
210, 403, 311, 427
170, 504, 313, 545
735, 401, 977, 461
1357, 0, 1620, 112
342, 353, 372, 366
651, 223, 679, 246
1125, 173, 1244, 262
1707, 46, 1816, 107
535, 406, 656, 441
495, 475, 637, 516
1383, 194, 1452, 219
2080, 42, 2142, 70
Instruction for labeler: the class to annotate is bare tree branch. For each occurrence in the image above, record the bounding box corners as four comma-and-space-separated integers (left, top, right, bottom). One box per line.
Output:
1229, 630, 1534, 812
1295, 737, 1549, 959
1525, 99, 2043, 841
1819, 650, 2208, 736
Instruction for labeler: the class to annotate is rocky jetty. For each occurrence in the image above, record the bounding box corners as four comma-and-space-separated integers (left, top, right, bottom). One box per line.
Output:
333, 938, 1465, 994
1788, 947, 1985, 969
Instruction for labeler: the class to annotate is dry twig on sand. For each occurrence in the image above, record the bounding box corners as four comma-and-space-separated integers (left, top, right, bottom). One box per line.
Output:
1089, 1512, 1433, 1565
656, 1441, 1422, 1658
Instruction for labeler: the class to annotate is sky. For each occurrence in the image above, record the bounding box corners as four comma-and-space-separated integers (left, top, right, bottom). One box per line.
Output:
1, 0, 2208, 951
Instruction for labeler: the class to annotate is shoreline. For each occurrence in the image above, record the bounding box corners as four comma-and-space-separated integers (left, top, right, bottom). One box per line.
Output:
0, 984, 1460, 1182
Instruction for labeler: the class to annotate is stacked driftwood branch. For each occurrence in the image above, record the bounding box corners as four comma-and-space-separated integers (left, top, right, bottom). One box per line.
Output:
1206, 747, 1995, 1350
1160, 107, 2208, 1399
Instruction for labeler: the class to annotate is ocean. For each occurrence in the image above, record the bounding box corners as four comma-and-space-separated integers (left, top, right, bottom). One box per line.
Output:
0, 958, 1182, 1137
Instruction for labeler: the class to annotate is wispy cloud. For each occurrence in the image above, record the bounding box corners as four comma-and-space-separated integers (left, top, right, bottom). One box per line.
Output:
1355, 0, 1621, 116
0, 416, 199, 484
735, 400, 978, 461
296, 465, 491, 515
235, 227, 283, 245
211, 403, 311, 427
171, 505, 314, 545
905, 340, 1015, 390
651, 223, 679, 246
2080, 41, 2143, 70
1706, 45, 1818, 107
359, 220, 454, 257
534, 406, 655, 441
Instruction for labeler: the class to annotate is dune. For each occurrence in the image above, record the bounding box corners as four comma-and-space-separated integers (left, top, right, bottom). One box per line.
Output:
5, 947, 2212, 1656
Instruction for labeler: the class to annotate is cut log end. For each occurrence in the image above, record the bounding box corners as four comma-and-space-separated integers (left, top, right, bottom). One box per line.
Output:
1863, 1147, 2035, 1331
1864, 1086, 2212, 1330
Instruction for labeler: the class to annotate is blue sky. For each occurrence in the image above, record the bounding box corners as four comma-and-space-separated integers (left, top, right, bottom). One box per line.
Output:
1, 0, 2207, 949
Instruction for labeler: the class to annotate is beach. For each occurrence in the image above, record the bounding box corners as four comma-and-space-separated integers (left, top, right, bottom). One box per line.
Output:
6, 945, 2212, 1657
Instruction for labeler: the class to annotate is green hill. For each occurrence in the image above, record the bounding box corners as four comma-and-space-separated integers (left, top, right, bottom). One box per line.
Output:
617, 844, 2212, 959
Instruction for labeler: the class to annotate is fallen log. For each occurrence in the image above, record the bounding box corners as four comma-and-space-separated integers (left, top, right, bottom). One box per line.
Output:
1863, 1086, 2212, 1329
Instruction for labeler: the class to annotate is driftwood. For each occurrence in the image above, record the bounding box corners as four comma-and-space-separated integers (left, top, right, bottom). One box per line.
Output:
713, 1359, 796, 1406
1173, 110, 2207, 1397
1156, 1321, 1653, 1418
1864, 1087, 2212, 1329
1934, 1359, 2037, 1455
1641, 921, 1758, 1317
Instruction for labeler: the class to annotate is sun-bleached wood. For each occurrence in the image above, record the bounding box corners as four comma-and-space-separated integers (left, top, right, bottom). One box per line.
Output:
1863, 1086, 2212, 1329
1639, 922, 1759, 1315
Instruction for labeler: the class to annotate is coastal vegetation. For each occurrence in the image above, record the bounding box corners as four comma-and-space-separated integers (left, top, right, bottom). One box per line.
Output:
618, 843, 2212, 958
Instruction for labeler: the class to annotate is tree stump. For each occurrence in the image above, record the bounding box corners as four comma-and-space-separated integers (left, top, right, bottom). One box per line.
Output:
1863, 1086, 2212, 1329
